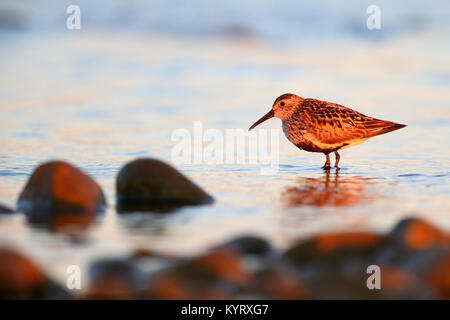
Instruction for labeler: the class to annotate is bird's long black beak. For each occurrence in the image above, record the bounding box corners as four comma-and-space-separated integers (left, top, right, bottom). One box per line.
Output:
248, 109, 274, 131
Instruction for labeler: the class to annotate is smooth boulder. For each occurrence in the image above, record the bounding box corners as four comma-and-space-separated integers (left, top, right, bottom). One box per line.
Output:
17, 161, 106, 215
116, 158, 213, 211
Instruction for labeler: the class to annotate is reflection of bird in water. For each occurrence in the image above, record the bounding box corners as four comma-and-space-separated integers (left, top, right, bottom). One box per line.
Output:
249, 94, 406, 169
282, 170, 375, 207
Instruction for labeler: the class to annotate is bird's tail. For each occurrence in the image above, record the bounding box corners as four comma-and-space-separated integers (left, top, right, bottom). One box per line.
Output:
364, 120, 407, 137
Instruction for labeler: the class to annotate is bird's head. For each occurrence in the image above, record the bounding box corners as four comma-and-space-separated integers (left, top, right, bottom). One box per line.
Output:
249, 93, 303, 130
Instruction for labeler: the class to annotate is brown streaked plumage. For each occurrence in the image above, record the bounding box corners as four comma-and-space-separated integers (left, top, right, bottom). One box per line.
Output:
249, 93, 406, 169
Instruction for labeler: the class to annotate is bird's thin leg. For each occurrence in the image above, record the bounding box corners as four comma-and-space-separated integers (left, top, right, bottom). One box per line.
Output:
334, 151, 340, 168
323, 153, 331, 169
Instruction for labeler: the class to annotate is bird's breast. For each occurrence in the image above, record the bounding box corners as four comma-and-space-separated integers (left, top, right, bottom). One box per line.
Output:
282, 120, 325, 153
282, 121, 306, 145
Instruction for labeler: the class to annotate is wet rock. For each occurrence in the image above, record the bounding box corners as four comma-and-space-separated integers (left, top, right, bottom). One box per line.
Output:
306, 265, 431, 299
0, 203, 15, 214
305, 271, 370, 299
214, 235, 274, 257
282, 219, 448, 299
213, 235, 278, 275
251, 265, 308, 299
129, 247, 178, 265
378, 266, 433, 298
116, 158, 213, 212
284, 232, 393, 298
186, 249, 249, 287
284, 232, 385, 268
149, 273, 232, 300
85, 258, 146, 299
0, 247, 44, 299
85, 277, 137, 300
17, 161, 106, 215
0, 247, 71, 299
352, 218, 449, 275
427, 254, 450, 299
147, 273, 189, 299
388, 217, 449, 250
314, 232, 385, 253
148, 249, 249, 299
131, 248, 156, 259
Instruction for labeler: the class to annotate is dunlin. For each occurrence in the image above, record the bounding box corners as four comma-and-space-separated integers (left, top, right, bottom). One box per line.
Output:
249, 93, 406, 169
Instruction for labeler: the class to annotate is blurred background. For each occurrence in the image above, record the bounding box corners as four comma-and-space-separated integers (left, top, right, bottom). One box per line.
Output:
0, 0, 449, 294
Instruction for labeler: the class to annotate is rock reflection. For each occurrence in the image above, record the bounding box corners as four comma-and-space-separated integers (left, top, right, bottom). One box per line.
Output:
116, 202, 182, 214
116, 212, 175, 237
26, 211, 96, 235
282, 170, 377, 208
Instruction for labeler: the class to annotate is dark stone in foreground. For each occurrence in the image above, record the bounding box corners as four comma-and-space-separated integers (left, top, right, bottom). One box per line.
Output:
387, 217, 449, 250
284, 231, 385, 267
0, 247, 72, 299
78, 217, 450, 300
282, 218, 450, 299
85, 258, 147, 299
147, 249, 249, 299
17, 160, 106, 215
4, 216, 449, 300
428, 255, 450, 299
116, 158, 213, 212
251, 265, 308, 299
213, 235, 275, 260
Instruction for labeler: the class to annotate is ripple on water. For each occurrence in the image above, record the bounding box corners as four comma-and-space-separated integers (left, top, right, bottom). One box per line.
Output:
0, 170, 28, 177
397, 173, 424, 177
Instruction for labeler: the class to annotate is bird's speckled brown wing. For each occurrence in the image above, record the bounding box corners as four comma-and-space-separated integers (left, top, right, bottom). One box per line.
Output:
298, 99, 404, 150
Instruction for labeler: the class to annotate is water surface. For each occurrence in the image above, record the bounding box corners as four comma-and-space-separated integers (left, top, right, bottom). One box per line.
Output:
0, 0, 449, 290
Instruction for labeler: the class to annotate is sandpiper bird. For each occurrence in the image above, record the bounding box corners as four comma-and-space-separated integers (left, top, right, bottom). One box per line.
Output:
249, 93, 406, 169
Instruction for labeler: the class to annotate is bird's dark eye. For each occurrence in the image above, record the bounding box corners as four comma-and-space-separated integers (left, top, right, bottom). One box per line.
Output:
280, 102, 285, 107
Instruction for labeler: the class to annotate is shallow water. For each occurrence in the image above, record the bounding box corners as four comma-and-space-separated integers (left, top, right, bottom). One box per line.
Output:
0, 1, 450, 291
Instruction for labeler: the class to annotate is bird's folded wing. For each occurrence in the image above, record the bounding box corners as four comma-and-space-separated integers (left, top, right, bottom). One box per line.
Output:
301, 101, 398, 147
